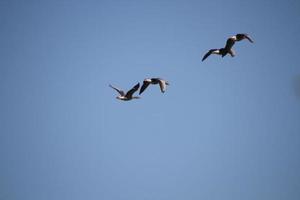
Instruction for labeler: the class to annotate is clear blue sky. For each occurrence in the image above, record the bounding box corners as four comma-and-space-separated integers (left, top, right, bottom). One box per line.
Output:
1, 0, 300, 199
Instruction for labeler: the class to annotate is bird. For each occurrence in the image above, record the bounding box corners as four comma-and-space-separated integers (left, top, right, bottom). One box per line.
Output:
109, 83, 140, 101
139, 78, 169, 95
202, 33, 253, 61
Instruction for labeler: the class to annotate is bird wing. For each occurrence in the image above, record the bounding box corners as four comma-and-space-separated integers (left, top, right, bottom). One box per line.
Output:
202, 49, 218, 61
109, 84, 125, 96
126, 83, 140, 98
139, 80, 151, 95
245, 35, 254, 43
236, 33, 254, 43
158, 80, 167, 93
224, 38, 235, 50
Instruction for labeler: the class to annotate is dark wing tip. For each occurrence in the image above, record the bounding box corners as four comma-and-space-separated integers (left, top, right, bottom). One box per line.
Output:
109, 84, 115, 90
247, 36, 254, 43
133, 83, 140, 90
202, 50, 213, 61
241, 33, 254, 43
133, 83, 140, 93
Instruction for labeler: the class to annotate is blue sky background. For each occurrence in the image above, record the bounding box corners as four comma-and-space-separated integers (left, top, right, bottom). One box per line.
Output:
1, 0, 300, 199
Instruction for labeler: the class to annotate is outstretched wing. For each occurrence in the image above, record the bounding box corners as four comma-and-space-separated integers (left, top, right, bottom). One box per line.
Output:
126, 83, 140, 98
236, 33, 254, 43
158, 80, 168, 93
202, 49, 218, 61
139, 80, 151, 95
109, 84, 125, 96
244, 34, 254, 43
224, 37, 235, 50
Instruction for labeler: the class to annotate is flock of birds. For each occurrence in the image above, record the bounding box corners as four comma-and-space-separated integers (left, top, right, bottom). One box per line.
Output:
110, 33, 254, 101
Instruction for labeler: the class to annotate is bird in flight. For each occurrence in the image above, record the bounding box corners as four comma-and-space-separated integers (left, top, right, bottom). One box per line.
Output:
109, 83, 140, 101
202, 33, 253, 61
139, 78, 169, 95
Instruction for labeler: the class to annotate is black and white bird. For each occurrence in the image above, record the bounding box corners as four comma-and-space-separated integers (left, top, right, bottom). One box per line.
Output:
109, 83, 140, 101
139, 78, 169, 95
202, 33, 253, 61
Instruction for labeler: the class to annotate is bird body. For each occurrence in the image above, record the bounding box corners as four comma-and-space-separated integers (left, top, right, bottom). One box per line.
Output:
116, 96, 140, 101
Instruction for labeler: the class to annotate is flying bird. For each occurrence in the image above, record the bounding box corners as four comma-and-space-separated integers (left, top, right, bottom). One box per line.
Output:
202, 33, 253, 61
139, 78, 169, 95
109, 83, 140, 101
